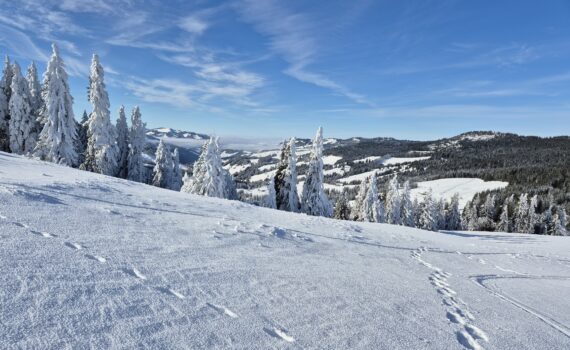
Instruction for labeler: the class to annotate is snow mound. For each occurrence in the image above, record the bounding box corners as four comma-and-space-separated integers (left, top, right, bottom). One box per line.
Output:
1, 153, 569, 349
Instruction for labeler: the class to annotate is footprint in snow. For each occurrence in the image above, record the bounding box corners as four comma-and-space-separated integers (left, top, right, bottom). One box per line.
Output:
12, 222, 28, 228
456, 328, 484, 350
31, 230, 56, 238
206, 303, 238, 318
85, 254, 107, 263
64, 242, 84, 250
263, 327, 295, 343
123, 268, 147, 280
446, 310, 466, 325
156, 287, 185, 299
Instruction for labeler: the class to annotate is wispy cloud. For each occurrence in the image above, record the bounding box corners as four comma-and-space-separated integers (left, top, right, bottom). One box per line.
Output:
236, 0, 372, 106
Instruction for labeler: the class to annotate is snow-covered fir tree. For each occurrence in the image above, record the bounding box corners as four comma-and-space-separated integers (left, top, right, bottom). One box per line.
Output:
498, 202, 511, 232
555, 207, 568, 236
484, 194, 496, 220
528, 194, 540, 234
75, 111, 89, 166
82, 54, 118, 175
333, 193, 351, 220
34, 44, 77, 166
26, 62, 42, 125
170, 148, 183, 191
360, 173, 382, 222
436, 198, 446, 230
514, 194, 529, 233
418, 190, 438, 231
127, 106, 146, 182
263, 176, 277, 209
8, 62, 36, 154
351, 175, 370, 221
0, 57, 12, 152
301, 127, 333, 217
115, 105, 129, 179
274, 137, 299, 212
385, 175, 402, 225
152, 139, 174, 189
2, 56, 13, 102
181, 137, 236, 199
445, 193, 462, 230
400, 180, 415, 227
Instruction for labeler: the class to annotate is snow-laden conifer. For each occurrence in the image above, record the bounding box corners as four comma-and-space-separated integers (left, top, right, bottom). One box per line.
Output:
171, 148, 183, 191
445, 193, 462, 230
418, 189, 438, 231
301, 127, 332, 217
127, 106, 146, 182
528, 195, 540, 234
498, 202, 511, 232
400, 180, 415, 227
333, 193, 351, 220
115, 105, 129, 179
75, 111, 89, 166
263, 176, 277, 209
351, 175, 370, 221
514, 193, 529, 233
152, 139, 174, 188
385, 175, 401, 224
82, 54, 118, 175
181, 137, 236, 199
360, 173, 381, 222
34, 44, 77, 166
8, 62, 36, 154
26, 62, 42, 125
274, 137, 299, 212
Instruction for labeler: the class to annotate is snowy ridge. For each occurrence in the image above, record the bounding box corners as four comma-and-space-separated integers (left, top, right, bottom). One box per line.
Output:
2, 152, 570, 349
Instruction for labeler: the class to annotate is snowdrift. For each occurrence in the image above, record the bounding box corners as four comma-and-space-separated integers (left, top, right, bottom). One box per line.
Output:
1, 152, 570, 349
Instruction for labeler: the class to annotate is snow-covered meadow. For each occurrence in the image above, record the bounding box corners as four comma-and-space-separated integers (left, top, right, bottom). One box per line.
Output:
2, 153, 570, 349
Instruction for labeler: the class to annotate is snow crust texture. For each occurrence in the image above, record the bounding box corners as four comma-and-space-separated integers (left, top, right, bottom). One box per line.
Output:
1, 152, 570, 349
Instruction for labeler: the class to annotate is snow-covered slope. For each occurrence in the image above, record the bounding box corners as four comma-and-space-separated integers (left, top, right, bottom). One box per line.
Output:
411, 178, 509, 209
1, 153, 570, 349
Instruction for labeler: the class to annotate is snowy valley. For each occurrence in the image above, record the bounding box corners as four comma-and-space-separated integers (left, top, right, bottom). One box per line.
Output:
2, 153, 570, 349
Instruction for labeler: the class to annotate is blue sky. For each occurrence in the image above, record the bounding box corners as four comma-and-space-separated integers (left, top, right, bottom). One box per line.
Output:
1, 0, 569, 140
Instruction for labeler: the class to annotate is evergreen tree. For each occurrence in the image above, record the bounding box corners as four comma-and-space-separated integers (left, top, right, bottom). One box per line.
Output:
351, 175, 370, 221
171, 148, 183, 191
263, 176, 277, 209
543, 205, 556, 235
75, 111, 89, 166
333, 192, 351, 220
514, 193, 529, 233
445, 193, 462, 230
2, 56, 13, 102
555, 206, 568, 236
0, 56, 13, 151
26, 62, 42, 126
34, 44, 77, 166
498, 202, 511, 232
484, 194, 496, 220
274, 137, 299, 212
385, 175, 401, 225
8, 62, 35, 154
82, 54, 118, 175
361, 173, 381, 222
115, 105, 129, 179
127, 106, 146, 182
528, 195, 540, 234
181, 137, 236, 199
301, 127, 333, 217
400, 180, 415, 227
152, 139, 173, 189
418, 190, 438, 231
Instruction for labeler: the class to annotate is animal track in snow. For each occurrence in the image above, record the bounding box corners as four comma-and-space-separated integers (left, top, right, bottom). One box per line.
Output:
85, 254, 107, 263
64, 242, 83, 250
123, 267, 147, 280
411, 247, 488, 350
30, 230, 56, 238
264, 327, 295, 343
206, 303, 238, 318
12, 221, 28, 228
